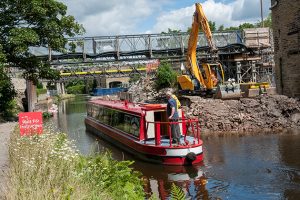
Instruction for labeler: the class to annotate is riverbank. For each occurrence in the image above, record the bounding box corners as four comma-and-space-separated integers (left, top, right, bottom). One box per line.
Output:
0, 122, 17, 199
4, 125, 144, 199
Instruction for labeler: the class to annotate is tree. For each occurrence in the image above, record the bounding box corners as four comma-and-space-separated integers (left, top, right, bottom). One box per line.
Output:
155, 62, 177, 90
225, 26, 240, 31
0, 45, 16, 118
256, 13, 272, 28
0, 0, 85, 85
208, 21, 216, 31
218, 25, 224, 31
238, 23, 255, 30
161, 28, 181, 34
187, 20, 216, 33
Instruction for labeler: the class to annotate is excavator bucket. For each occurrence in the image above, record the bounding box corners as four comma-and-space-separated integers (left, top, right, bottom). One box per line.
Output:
214, 83, 241, 99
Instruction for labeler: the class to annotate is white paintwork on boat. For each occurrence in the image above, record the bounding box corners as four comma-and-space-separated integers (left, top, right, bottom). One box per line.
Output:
165, 146, 202, 157
145, 111, 155, 138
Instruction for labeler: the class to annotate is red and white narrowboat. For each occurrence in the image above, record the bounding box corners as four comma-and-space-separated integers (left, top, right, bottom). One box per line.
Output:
85, 99, 203, 165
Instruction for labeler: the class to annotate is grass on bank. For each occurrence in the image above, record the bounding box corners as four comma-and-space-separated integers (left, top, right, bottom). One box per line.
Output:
6, 126, 144, 200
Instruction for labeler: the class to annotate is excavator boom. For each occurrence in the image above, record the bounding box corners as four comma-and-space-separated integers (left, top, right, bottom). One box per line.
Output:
177, 3, 241, 99
185, 3, 216, 86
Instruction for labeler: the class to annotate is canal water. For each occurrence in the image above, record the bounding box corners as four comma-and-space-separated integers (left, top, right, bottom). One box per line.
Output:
50, 95, 300, 200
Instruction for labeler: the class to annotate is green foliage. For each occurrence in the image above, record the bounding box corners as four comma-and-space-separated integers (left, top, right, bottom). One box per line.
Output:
162, 28, 181, 34
238, 23, 255, 30
155, 62, 177, 90
224, 26, 240, 31
46, 82, 56, 90
78, 152, 144, 200
36, 81, 43, 89
170, 183, 185, 200
129, 74, 141, 83
186, 14, 272, 33
37, 88, 47, 96
208, 21, 216, 31
0, 0, 85, 83
66, 79, 85, 94
256, 13, 272, 28
187, 20, 216, 33
66, 79, 84, 87
42, 111, 53, 119
8, 129, 144, 200
66, 84, 85, 94
218, 25, 224, 31
92, 79, 98, 90
0, 65, 17, 119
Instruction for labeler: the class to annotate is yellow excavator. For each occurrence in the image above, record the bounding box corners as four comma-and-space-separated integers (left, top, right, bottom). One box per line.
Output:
177, 3, 241, 99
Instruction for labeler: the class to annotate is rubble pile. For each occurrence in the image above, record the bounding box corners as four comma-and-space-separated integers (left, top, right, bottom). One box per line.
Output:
127, 77, 170, 103
183, 95, 300, 133
128, 78, 300, 133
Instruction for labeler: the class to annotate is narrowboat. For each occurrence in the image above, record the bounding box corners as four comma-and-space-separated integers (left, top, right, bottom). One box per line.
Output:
85, 99, 203, 165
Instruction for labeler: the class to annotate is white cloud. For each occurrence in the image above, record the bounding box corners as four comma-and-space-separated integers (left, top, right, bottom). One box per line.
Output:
59, 0, 271, 36
60, 0, 168, 36
150, 0, 271, 33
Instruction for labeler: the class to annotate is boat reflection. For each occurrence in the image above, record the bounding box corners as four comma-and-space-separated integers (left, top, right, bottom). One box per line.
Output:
88, 132, 208, 199
133, 161, 208, 200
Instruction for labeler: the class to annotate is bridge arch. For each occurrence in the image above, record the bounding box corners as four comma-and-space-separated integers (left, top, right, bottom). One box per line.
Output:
109, 81, 122, 88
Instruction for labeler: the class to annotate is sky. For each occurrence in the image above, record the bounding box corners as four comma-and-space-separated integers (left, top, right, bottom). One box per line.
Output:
59, 0, 271, 36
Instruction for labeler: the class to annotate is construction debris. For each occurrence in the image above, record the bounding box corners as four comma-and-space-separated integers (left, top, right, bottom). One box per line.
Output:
127, 77, 300, 133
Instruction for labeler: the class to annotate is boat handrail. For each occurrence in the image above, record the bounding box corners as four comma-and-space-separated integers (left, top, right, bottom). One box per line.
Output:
145, 118, 201, 147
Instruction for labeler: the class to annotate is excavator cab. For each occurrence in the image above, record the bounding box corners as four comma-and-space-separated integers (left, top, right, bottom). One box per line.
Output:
201, 63, 224, 90
177, 3, 241, 99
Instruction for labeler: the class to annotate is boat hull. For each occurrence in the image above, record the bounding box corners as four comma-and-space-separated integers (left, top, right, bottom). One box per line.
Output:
85, 117, 203, 165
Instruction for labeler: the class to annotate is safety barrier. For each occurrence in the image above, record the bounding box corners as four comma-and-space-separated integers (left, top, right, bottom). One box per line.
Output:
145, 118, 201, 147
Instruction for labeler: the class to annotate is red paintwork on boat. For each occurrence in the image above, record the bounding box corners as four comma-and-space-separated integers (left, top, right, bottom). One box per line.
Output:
89, 99, 166, 115
85, 99, 204, 165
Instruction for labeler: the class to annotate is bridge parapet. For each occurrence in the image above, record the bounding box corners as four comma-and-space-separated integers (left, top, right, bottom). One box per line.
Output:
32, 31, 243, 65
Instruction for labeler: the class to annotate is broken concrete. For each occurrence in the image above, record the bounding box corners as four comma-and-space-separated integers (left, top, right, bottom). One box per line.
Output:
127, 77, 300, 133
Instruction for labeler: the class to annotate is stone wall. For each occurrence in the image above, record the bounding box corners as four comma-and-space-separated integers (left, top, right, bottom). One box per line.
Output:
271, 0, 300, 97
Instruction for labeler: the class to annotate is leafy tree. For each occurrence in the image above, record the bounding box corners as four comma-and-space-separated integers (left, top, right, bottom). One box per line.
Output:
155, 62, 177, 89
256, 13, 272, 28
225, 26, 240, 31
92, 79, 98, 90
218, 25, 224, 31
162, 28, 181, 34
208, 21, 216, 31
238, 23, 255, 30
0, 45, 17, 118
0, 0, 85, 85
187, 20, 216, 33
129, 74, 141, 83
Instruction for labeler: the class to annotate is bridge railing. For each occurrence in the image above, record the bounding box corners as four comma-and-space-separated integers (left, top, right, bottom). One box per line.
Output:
32, 31, 243, 58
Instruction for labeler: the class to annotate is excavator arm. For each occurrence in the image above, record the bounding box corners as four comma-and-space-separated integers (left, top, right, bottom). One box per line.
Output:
179, 3, 216, 90
178, 3, 241, 99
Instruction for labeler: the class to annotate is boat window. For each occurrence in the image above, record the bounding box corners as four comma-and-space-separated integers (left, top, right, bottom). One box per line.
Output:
92, 105, 140, 138
87, 104, 92, 117
91, 104, 99, 118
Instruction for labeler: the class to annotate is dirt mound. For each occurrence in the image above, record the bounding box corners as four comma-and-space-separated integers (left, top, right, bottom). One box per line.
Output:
183, 95, 300, 133
127, 78, 300, 133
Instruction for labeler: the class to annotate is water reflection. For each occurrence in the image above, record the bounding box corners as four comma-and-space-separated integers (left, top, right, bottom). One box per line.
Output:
51, 96, 300, 200
134, 162, 208, 199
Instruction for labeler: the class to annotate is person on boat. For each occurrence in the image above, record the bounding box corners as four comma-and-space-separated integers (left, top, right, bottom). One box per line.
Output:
172, 94, 181, 110
166, 91, 181, 145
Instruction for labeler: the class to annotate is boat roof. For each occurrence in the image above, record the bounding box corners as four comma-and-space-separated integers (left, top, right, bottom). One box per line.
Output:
88, 99, 167, 115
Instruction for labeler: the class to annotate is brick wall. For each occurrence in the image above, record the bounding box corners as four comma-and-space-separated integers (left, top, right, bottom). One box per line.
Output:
271, 0, 300, 97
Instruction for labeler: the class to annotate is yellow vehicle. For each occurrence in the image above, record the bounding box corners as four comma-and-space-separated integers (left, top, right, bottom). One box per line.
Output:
177, 3, 241, 99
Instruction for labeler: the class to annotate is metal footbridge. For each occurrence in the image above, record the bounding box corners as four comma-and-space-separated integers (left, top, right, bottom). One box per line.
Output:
31, 31, 257, 79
